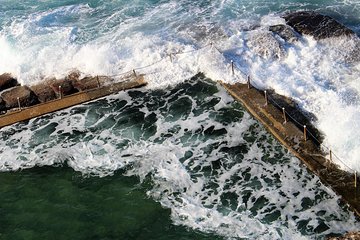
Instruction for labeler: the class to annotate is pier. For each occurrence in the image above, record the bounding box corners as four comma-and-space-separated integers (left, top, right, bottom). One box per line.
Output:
220, 81, 360, 217
0, 75, 146, 128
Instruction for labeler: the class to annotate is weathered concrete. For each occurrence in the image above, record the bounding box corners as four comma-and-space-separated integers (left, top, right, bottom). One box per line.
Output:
220, 81, 360, 217
0, 73, 19, 91
0, 75, 146, 128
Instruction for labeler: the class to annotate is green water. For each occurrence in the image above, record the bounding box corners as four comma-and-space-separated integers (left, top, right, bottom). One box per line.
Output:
0, 76, 358, 239
0, 166, 221, 240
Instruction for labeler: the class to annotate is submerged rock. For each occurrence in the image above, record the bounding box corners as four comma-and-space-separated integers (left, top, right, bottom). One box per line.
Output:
0, 73, 19, 92
247, 31, 286, 59
30, 83, 57, 103
283, 11, 355, 40
269, 24, 299, 43
1, 86, 39, 109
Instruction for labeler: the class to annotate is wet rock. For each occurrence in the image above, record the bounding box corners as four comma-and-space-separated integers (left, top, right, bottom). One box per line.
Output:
269, 24, 299, 43
327, 231, 360, 240
73, 76, 111, 91
66, 70, 81, 82
283, 11, 355, 40
247, 31, 286, 59
0, 73, 19, 92
48, 78, 79, 97
1, 86, 39, 109
30, 83, 57, 103
0, 97, 7, 114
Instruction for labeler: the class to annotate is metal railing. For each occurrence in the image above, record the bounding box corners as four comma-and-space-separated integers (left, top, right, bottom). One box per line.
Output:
95, 41, 357, 182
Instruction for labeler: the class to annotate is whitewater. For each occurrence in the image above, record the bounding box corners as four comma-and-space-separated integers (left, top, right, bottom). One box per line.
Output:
0, 0, 360, 239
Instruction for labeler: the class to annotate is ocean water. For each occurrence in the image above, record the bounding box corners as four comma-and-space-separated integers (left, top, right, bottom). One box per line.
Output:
0, 1, 360, 239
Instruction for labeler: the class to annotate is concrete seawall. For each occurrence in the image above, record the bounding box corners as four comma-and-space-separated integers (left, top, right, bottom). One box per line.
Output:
0, 75, 146, 128
220, 81, 360, 217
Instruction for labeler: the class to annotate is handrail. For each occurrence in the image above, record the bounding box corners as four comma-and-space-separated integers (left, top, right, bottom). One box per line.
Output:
94, 41, 356, 174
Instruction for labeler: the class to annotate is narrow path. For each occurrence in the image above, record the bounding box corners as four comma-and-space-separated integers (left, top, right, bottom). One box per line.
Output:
0, 76, 146, 128
220, 81, 360, 217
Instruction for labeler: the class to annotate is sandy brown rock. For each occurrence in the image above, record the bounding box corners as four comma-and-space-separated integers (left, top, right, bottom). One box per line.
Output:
1, 86, 39, 109
327, 232, 360, 240
30, 83, 57, 103
48, 78, 79, 97
73, 76, 112, 91
0, 73, 19, 92
66, 70, 81, 82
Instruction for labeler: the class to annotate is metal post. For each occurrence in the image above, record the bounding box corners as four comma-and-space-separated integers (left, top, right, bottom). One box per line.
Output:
247, 75, 251, 89
133, 69, 137, 77
169, 54, 173, 63
231, 60, 234, 75
264, 90, 268, 106
97, 75, 100, 88
330, 150, 333, 162
17, 97, 21, 110
355, 171, 357, 189
59, 86, 62, 99
303, 125, 307, 141
282, 107, 287, 123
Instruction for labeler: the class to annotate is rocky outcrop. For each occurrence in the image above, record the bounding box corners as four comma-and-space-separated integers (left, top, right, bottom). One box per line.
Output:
247, 31, 286, 59
48, 78, 79, 97
327, 232, 360, 240
73, 76, 111, 91
1, 86, 39, 109
30, 83, 57, 103
0, 98, 7, 113
283, 11, 355, 40
0, 71, 119, 115
269, 24, 299, 43
0, 73, 19, 92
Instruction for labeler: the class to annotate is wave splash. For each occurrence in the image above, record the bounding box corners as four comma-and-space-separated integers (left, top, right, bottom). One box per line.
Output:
0, 78, 358, 238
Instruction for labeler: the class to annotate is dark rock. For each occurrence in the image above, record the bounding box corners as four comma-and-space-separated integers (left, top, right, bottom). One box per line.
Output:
1, 86, 39, 109
269, 24, 299, 43
283, 11, 355, 40
30, 83, 57, 103
247, 31, 286, 59
0, 97, 7, 114
0, 73, 19, 92
48, 78, 79, 97
73, 76, 111, 91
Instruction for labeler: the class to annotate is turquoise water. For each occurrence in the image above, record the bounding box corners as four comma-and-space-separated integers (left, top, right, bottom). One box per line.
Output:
1, 1, 360, 239
0, 76, 359, 239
